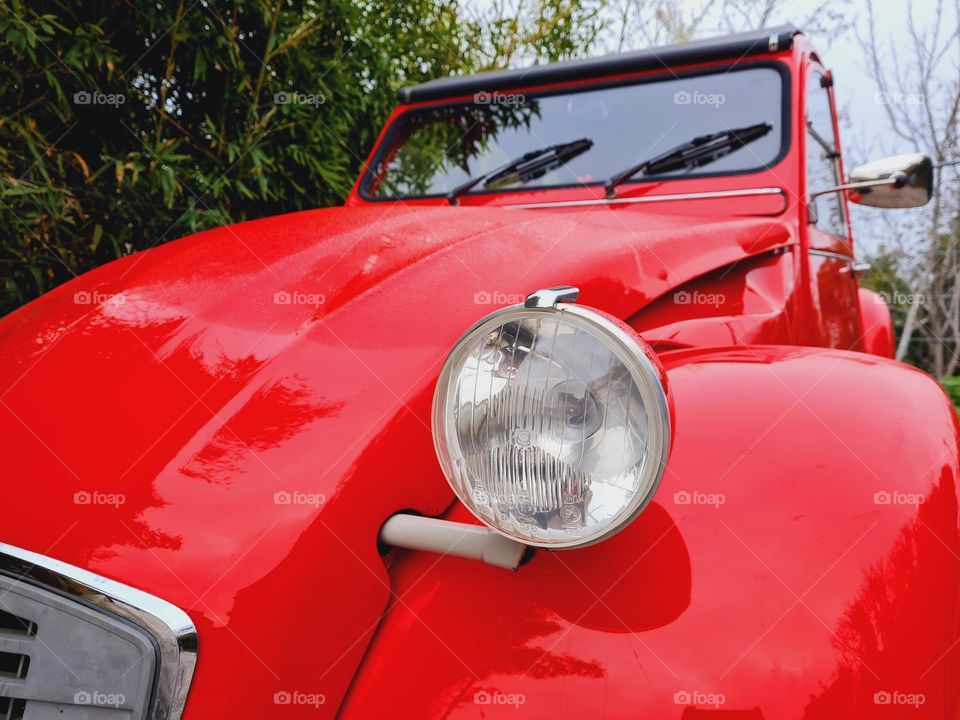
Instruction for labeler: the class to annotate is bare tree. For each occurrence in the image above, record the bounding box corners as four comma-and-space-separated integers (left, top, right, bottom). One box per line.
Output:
709, 0, 853, 37
605, 0, 852, 56
611, 0, 712, 50
860, 0, 960, 376
460, 0, 609, 70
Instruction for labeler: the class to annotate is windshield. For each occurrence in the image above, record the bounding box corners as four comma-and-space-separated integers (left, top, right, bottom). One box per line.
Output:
362, 64, 787, 200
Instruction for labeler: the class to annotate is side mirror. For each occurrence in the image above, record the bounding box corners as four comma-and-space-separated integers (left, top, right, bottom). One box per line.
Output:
808, 153, 933, 209
848, 153, 933, 208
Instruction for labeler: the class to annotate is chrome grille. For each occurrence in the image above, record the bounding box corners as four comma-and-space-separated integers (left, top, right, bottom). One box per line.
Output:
0, 651, 29, 680
0, 611, 36, 638
0, 543, 196, 720
0, 697, 26, 720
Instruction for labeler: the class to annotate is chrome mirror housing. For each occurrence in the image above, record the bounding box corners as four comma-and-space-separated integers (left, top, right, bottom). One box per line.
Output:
808, 153, 933, 209
847, 153, 933, 208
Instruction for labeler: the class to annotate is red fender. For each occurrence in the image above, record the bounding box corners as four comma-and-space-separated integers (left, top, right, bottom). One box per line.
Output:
858, 288, 895, 358
341, 345, 960, 719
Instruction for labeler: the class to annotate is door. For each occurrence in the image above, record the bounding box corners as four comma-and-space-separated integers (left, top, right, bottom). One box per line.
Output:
803, 63, 863, 350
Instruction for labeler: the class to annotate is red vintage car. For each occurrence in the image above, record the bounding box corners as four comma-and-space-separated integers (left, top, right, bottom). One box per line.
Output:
0, 23, 955, 720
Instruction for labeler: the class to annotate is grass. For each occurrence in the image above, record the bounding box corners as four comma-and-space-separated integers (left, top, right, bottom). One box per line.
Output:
940, 377, 960, 416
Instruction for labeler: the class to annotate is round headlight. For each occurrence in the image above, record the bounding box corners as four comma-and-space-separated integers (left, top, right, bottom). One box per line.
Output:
432, 287, 670, 548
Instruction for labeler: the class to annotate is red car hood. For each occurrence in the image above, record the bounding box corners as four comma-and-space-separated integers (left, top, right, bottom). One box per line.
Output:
0, 203, 792, 716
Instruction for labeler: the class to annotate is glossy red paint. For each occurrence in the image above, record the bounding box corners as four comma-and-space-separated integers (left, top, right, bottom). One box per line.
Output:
342, 347, 960, 719
859, 288, 896, 358
0, 28, 954, 720
0, 205, 794, 716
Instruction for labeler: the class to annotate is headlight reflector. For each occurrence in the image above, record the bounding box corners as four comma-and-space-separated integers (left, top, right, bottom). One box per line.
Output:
433, 291, 670, 548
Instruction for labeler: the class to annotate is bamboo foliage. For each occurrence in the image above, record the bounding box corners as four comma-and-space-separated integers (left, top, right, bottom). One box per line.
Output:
0, 0, 605, 314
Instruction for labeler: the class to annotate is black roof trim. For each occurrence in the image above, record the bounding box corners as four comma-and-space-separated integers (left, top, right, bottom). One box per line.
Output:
399, 24, 800, 104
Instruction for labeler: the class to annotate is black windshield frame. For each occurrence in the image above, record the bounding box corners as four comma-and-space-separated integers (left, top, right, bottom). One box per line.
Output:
359, 61, 792, 202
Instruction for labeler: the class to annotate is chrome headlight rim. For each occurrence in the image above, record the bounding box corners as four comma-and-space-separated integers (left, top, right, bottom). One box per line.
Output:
432, 299, 671, 550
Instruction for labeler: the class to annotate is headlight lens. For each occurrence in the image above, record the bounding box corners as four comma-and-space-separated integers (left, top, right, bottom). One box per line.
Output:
433, 296, 670, 548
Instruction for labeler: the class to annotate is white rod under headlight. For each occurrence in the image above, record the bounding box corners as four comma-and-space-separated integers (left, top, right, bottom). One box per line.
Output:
379, 514, 526, 571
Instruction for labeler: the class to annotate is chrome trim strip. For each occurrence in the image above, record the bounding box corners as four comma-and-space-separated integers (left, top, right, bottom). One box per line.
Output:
0, 542, 197, 720
808, 248, 853, 261
503, 186, 786, 210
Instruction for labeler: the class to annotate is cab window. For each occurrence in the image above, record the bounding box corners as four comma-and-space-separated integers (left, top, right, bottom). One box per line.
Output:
364, 64, 787, 199
805, 69, 846, 237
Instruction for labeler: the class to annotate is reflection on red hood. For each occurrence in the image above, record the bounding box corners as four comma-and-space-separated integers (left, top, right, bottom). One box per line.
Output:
0, 203, 792, 716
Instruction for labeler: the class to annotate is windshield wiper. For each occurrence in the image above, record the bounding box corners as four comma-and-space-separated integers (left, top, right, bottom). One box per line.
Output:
604, 122, 773, 198
447, 138, 593, 205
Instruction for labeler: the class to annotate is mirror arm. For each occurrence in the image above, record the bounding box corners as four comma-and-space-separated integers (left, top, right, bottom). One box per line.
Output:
807, 175, 900, 201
